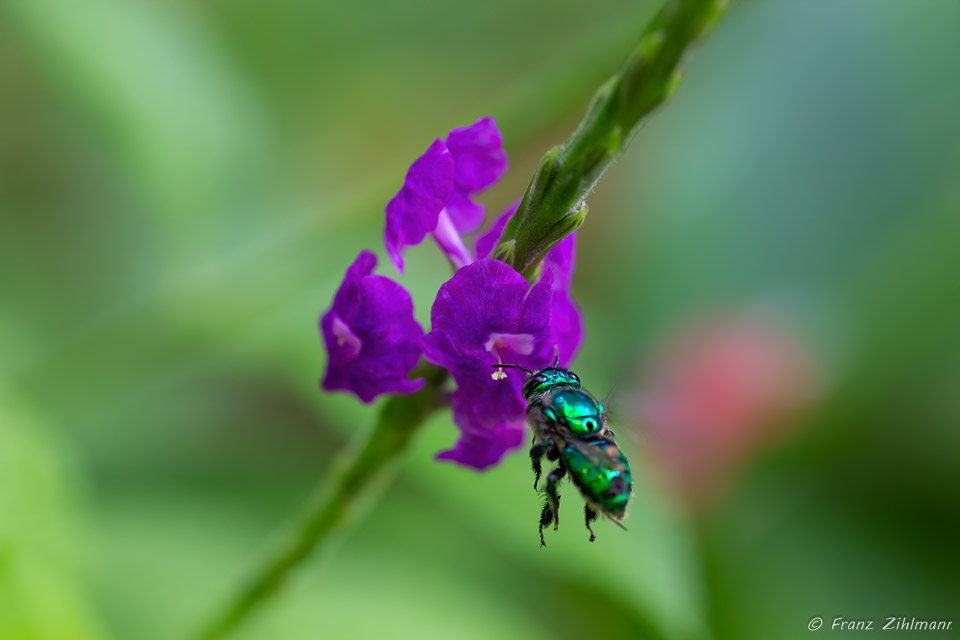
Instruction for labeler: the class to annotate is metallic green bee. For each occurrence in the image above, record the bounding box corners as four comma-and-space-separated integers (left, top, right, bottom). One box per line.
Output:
497, 360, 632, 546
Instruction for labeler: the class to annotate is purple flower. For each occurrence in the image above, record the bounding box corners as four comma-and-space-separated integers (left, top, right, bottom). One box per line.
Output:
384, 117, 508, 272
422, 259, 555, 468
321, 250, 425, 403
476, 205, 584, 366
320, 116, 586, 472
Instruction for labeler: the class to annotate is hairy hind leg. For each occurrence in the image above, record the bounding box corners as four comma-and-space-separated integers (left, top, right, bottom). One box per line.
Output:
544, 466, 566, 531
538, 465, 566, 546
538, 502, 553, 547
584, 505, 599, 542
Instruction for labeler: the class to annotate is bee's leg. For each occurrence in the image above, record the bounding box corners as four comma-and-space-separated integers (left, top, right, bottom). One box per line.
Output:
529, 439, 551, 491
584, 505, 598, 542
538, 465, 567, 546
545, 466, 566, 532
538, 502, 553, 547
604, 428, 616, 440
546, 442, 560, 461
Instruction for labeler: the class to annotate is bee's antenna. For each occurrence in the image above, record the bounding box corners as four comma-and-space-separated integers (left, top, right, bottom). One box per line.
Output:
491, 363, 533, 374
552, 345, 560, 368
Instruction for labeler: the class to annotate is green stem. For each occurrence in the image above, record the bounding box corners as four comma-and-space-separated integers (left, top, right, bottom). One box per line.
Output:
494, 0, 728, 278
195, 364, 448, 640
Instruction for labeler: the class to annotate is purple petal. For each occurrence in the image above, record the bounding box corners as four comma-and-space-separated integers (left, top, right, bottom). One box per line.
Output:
443, 187, 486, 235
436, 372, 527, 469
321, 250, 425, 402
449, 367, 527, 431
541, 234, 583, 366
474, 200, 518, 259
384, 139, 454, 272
436, 416, 526, 470
445, 116, 508, 193
441, 117, 508, 235
549, 287, 583, 367
543, 233, 576, 288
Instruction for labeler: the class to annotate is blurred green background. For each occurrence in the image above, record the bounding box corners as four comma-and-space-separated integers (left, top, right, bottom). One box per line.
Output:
2, 0, 959, 638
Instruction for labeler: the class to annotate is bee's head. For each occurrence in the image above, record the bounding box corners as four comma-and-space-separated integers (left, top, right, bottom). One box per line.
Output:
520, 367, 581, 399
491, 347, 580, 399
489, 363, 581, 398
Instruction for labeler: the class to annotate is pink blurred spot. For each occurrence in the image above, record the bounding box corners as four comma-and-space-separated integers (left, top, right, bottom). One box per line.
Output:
635, 315, 820, 506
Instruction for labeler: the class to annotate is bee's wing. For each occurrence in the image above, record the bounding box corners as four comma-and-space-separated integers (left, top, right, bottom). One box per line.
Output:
562, 435, 621, 471
590, 357, 646, 448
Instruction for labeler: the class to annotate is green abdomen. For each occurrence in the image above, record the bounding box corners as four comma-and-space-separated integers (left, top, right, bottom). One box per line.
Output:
561, 441, 632, 517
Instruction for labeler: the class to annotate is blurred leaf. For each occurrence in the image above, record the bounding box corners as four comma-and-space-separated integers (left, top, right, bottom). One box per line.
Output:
3, 0, 268, 226
0, 384, 105, 640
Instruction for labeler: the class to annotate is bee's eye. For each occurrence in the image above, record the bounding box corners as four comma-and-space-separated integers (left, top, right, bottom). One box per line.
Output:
522, 374, 548, 398
543, 407, 558, 422
597, 401, 605, 414
584, 419, 597, 432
